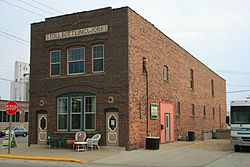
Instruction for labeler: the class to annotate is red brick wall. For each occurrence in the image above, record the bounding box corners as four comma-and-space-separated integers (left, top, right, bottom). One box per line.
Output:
128, 8, 226, 149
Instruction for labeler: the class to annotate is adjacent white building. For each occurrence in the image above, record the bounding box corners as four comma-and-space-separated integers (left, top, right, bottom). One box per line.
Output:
10, 61, 29, 102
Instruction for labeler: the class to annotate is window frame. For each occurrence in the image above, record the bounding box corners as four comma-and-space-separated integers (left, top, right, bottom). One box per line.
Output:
92, 44, 104, 73
211, 79, 215, 97
176, 101, 180, 116
50, 50, 61, 77
57, 97, 68, 131
70, 96, 82, 131
190, 69, 194, 90
163, 65, 169, 81
67, 47, 85, 75
84, 96, 96, 131
191, 104, 195, 117
203, 106, 206, 118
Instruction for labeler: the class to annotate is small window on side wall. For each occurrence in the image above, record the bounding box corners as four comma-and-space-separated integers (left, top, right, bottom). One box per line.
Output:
176, 101, 180, 116
211, 79, 215, 97
191, 104, 195, 117
163, 65, 169, 81
190, 69, 194, 90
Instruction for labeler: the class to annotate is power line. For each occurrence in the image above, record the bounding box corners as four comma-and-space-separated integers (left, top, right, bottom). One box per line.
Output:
31, 0, 64, 14
0, 30, 29, 43
0, 33, 28, 45
0, 0, 45, 17
227, 90, 250, 93
17, 0, 55, 15
0, 77, 29, 85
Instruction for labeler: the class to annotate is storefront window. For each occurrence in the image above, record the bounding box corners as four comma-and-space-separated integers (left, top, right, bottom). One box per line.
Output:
57, 97, 68, 130
85, 96, 96, 130
71, 97, 82, 130
56, 94, 96, 131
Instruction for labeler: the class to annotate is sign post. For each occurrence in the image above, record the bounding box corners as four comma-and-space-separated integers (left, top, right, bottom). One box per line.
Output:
5, 101, 17, 154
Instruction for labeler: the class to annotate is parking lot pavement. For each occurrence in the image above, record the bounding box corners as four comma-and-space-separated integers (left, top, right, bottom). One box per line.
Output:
1, 137, 250, 167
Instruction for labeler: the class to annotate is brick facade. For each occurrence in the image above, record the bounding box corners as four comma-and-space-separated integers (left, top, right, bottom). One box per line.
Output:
30, 7, 226, 150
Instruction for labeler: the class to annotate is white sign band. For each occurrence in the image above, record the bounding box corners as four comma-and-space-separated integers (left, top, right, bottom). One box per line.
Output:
45, 25, 108, 41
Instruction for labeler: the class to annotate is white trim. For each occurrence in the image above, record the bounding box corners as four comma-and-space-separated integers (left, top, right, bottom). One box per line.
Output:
50, 50, 61, 77
67, 47, 85, 75
84, 96, 96, 131
92, 44, 104, 73
57, 97, 68, 131
108, 114, 117, 132
70, 96, 82, 131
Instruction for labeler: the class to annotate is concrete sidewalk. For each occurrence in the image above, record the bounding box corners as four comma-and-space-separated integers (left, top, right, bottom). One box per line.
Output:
0, 138, 233, 165
0, 138, 124, 163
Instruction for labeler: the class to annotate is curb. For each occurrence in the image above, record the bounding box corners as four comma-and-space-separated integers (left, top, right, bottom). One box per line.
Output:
0, 154, 84, 164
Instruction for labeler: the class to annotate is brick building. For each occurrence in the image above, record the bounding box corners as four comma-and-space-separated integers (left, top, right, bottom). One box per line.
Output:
0, 100, 29, 130
29, 7, 226, 150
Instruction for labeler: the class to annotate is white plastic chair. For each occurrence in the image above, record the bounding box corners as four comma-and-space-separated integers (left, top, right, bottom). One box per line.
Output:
86, 134, 101, 150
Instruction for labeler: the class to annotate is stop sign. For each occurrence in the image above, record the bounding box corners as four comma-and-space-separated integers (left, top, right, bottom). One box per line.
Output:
5, 101, 18, 115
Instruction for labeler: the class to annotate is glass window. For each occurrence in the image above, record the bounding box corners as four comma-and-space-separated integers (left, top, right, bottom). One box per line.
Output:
50, 50, 61, 76
211, 79, 214, 97
85, 96, 96, 130
25, 112, 29, 122
16, 112, 20, 122
0, 111, 2, 122
203, 106, 206, 117
92, 45, 104, 72
190, 69, 194, 90
57, 98, 68, 130
176, 101, 180, 116
71, 97, 82, 130
68, 47, 85, 74
191, 104, 195, 117
163, 65, 169, 81
212, 107, 215, 118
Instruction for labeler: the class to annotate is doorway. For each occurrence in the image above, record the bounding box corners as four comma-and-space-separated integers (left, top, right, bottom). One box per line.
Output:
37, 113, 47, 144
165, 113, 170, 142
106, 112, 119, 146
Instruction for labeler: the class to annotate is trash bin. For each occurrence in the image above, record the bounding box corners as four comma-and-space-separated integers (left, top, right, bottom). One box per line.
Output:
188, 131, 195, 141
146, 136, 160, 150
212, 128, 217, 139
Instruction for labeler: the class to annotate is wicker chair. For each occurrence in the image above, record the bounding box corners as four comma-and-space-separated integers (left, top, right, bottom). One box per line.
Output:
86, 134, 101, 150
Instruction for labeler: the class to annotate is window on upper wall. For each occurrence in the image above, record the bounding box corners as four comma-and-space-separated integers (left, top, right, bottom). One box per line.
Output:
190, 69, 194, 90
92, 44, 104, 72
176, 101, 180, 116
211, 79, 215, 97
50, 50, 61, 76
67, 47, 85, 75
191, 104, 195, 117
203, 106, 206, 117
163, 65, 169, 81
212, 107, 215, 118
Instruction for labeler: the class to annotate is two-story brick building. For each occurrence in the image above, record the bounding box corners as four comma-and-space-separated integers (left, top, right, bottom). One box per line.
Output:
29, 7, 226, 150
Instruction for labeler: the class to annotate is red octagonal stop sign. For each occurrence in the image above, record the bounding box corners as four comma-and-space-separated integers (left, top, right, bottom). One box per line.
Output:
5, 101, 18, 115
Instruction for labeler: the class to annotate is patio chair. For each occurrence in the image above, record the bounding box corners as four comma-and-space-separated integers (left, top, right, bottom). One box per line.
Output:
86, 134, 101, 150
73, 131, 87, 151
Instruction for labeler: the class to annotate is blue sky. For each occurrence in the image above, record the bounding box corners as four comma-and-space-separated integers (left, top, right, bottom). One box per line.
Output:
0, 0, 250, 111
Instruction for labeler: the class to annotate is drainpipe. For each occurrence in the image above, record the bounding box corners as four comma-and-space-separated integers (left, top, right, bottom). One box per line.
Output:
143, 57, 149, 136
